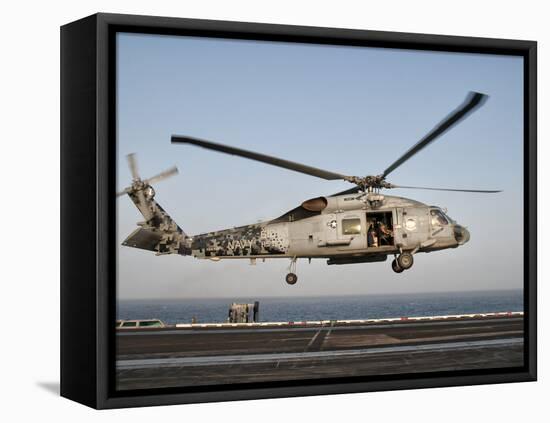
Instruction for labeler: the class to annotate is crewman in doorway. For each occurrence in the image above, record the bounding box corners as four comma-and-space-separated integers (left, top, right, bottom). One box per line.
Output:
368, 224, 378, 247
377, 221, 393, 246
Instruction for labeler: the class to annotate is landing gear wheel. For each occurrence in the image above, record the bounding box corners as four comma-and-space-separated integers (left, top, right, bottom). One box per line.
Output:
391, 259, 404, 273
285, 273, 298, 285
286, 257, 298, 285
397, 252, 414, 270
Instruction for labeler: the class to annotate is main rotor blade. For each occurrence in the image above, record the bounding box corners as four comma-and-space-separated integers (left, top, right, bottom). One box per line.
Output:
127, 153, 140, 181
392, 185, 501, 193
144, 166, 179, 186
171, 135, 347, 181
331, 186, 362, 196
382, 91, 488, 178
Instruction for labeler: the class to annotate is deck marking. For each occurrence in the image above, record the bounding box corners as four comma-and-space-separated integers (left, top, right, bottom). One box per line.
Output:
321, 329, 333, 351
117, 337, 523, 369
305, 329, 322, 350
117, 318, 523, 337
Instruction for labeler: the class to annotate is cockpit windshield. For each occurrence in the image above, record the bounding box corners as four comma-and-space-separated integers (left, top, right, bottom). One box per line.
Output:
430, 209, 449, 227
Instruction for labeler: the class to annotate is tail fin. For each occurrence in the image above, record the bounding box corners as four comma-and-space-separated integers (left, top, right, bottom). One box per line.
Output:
118, 154, 189, 255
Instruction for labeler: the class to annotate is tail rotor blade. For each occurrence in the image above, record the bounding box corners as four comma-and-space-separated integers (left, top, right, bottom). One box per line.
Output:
117, 187, 131, 197
127, 153, 140, 181
144, 166, 179, 186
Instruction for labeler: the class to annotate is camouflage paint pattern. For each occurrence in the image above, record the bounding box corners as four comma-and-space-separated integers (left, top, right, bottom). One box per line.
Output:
189, 223, 289, 258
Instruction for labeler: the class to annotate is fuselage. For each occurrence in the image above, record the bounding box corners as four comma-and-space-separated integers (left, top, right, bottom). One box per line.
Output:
185, 193, 470, 263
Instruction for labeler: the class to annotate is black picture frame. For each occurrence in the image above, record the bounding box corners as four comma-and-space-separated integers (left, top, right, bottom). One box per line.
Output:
60, 12, 537, 409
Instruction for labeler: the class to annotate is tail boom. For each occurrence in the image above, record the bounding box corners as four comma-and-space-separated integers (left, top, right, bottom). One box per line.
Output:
123, 189, 190, 255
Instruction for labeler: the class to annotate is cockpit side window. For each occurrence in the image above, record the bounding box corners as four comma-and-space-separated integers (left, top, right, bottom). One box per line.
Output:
342, 218, 361, 235
430, 209, 449, 226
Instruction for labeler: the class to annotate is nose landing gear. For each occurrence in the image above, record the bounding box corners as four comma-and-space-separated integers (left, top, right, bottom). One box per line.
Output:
391, 259, 404, 273
286, 257, 298, 285
392, 252, 414, 273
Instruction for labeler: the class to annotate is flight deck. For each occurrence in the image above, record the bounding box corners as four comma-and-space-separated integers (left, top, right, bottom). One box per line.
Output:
116, 312, 524, 391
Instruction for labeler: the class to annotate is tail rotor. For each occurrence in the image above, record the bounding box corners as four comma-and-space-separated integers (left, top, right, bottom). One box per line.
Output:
117, 153, 179, 197
118, 154, 187, 254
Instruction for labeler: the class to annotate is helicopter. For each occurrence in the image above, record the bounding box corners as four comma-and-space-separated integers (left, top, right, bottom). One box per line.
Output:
118, 91, 500, 285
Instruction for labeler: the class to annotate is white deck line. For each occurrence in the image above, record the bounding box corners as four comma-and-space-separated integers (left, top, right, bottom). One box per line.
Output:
173, 311, 523, 328
117, 337, 524, 369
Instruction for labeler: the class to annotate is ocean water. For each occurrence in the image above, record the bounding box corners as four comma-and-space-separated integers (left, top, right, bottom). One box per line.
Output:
117, 290, 523, 325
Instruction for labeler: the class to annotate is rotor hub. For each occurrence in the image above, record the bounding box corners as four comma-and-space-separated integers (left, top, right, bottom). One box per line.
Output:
344, 175, 393, 190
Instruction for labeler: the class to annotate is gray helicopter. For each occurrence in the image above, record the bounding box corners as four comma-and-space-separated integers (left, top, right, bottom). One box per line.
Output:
118, 91, 500, 285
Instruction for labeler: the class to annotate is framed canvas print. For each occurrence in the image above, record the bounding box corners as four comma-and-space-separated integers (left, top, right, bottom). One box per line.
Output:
60, 13, 537, 409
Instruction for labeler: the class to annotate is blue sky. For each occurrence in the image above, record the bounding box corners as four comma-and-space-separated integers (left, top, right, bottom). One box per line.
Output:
116, 32, 523, 300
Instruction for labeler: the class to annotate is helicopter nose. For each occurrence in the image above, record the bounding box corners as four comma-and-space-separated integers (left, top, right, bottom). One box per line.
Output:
454, 225, 470, 245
